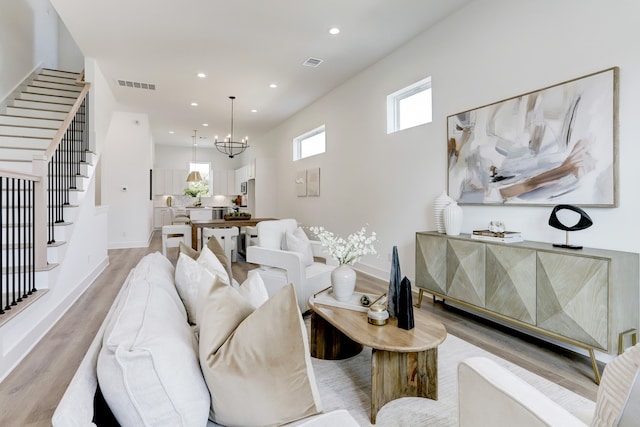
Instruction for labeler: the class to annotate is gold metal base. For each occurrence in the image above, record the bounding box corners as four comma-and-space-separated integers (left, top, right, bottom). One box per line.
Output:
368, 317, 388, 326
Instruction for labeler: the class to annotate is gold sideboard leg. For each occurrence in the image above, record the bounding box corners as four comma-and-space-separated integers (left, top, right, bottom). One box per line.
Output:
588, 348, 601, 385
618, 329, 638, 355
415, 289, 425, 308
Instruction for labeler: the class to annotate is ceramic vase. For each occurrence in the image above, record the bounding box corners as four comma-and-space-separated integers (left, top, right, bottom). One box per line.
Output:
443, 201, 463, 236
331, 264, 357, 302
433, 190, 454, 233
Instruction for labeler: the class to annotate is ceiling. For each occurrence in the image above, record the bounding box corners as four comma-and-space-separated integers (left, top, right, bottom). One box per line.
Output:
50, 0, 472, 148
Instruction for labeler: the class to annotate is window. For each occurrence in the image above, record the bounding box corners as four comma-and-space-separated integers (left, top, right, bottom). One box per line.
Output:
293, 125, 325, 160
185, 162, 210, 197
387, 77, 432, 134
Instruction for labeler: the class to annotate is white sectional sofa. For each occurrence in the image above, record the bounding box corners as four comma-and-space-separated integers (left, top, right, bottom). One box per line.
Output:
52, 246, 358, 427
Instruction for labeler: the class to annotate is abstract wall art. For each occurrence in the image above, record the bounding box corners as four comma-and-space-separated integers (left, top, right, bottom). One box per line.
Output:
447, 67, 618, 206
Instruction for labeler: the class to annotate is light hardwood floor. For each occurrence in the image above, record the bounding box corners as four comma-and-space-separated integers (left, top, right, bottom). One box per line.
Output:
0, 232, 599, 426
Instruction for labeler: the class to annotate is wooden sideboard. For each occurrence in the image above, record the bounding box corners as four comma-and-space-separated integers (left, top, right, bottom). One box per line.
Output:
415, 231, 639, 383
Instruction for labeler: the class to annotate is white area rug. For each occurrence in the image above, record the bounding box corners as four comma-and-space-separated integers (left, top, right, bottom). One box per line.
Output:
310, 332, 596, 426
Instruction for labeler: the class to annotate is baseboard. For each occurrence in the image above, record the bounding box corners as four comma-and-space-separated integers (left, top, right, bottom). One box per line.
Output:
0, 255, 109, 383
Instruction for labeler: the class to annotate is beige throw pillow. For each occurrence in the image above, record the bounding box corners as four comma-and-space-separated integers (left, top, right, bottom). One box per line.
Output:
198, 280, 322, 426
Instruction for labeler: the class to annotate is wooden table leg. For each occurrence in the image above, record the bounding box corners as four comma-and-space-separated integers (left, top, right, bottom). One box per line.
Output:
191, 225, 198, 250
309, 312, 363, 360
370, 347, 438, 424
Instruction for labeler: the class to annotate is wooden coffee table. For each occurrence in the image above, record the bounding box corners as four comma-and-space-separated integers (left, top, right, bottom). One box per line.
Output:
308, 291, 447, 424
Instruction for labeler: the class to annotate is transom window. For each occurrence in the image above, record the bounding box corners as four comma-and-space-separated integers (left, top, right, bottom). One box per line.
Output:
293, 125, 325, 160
387, 77, 432, 134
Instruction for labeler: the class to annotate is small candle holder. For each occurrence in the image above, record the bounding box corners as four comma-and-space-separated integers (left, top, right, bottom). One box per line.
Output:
367, 304, 389, 326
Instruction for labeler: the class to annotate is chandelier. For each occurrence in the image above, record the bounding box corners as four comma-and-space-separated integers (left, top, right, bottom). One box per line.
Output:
214, 96, 249, 158
186, 130, 203, 182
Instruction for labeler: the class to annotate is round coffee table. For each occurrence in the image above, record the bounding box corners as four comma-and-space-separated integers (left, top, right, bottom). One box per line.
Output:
308, 292, 447, 424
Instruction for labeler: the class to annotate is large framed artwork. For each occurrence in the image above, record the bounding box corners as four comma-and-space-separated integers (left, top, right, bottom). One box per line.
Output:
447, 67, 618, 206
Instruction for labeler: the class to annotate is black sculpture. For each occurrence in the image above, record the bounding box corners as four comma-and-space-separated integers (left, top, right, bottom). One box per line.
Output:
387, 246, 401, 318
397, 276, 414, 330
548, 204, 593, 250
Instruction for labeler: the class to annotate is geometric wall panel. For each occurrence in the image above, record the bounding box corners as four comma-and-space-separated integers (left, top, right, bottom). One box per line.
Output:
447, 239, 485, 307
486, 245, 536, 325
537, 252, 609, 350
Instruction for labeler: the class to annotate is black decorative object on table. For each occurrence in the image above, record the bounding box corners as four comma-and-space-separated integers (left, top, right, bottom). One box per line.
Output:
548, 204, 593, 250
387, 246, 401, 318
397, 276, 414, 330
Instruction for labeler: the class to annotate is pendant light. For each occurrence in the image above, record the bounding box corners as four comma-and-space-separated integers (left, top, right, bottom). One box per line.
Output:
186, 130, 203, 182
214, 96, 249, 158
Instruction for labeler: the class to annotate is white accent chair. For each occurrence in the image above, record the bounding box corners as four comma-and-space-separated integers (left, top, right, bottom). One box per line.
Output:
202, 227, 239, 272
246, 219, 337, 312
458, 343, 640, 427
161, 224, 192, 257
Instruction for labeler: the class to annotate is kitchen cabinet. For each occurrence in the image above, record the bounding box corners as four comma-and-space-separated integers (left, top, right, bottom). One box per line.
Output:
415, 231, 639, 383
152, 168, 188, 196
212, 169, 236, 195
154, 207, 171, 228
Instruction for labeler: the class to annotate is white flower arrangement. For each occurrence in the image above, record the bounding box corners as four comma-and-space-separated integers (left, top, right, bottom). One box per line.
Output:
309, 225, 377, 265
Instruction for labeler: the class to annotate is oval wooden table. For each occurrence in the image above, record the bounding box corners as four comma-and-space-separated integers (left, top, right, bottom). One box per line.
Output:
308, 293, 448, 424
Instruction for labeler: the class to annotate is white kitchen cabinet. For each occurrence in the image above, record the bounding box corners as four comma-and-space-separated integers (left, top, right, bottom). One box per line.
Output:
154, 207, 171, 228
172, 169, 188, 195
152, 168, 188, 195
246, 160, 256, 179
227, 170, 236, 195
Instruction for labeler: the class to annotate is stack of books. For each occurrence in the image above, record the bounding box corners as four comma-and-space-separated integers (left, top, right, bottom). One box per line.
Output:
471, 230, 523, 243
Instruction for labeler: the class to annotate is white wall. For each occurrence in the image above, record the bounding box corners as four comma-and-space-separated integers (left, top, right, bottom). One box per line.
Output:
253, 0, 640, 282
0, 0, 57, 101
104, 112, 154, 248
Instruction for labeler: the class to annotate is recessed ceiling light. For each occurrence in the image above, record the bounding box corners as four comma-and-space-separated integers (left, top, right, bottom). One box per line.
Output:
169, 131, 174, 134
191, 102, 198, 107
329, 27, 340, 35
269, 83, 277, 88
202, 123, 209, 127
197, 72, 206, 78
251, 109, 258, 113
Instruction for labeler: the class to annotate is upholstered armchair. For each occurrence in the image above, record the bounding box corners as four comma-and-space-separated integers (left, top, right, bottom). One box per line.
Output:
246, 219, 337, 312
458, 343, 640, 427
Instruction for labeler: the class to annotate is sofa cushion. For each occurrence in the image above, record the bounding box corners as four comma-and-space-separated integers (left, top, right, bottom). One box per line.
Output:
97, 253, 210, 427
197, 245, 231, 286
285, 227, 314, 266
199, 280, 322, 426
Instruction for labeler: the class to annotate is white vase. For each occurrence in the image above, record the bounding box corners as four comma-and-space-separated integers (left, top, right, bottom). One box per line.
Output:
443, 201, 463, 236
331, 265, 357, 302
433, 190, 454, 233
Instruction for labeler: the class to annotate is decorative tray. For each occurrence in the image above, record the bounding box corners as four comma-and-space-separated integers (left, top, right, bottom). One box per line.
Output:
312, 288, 386, 313
224, 214, 251, 220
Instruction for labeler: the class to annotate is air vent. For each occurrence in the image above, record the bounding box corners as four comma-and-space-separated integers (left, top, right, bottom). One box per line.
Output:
302, 57, 323, 68
117, 79, 156, 90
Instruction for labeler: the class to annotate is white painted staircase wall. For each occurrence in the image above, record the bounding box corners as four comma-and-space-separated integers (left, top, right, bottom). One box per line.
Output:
0, 69, 108, 382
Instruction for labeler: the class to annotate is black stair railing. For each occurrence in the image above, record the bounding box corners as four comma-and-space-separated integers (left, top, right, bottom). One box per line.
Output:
0, 174, 37, 315
0, 74, 90, 317
46, 94, 88, 244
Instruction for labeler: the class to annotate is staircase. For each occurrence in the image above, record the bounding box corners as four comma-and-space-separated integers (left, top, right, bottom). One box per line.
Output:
0, 68, 93, 323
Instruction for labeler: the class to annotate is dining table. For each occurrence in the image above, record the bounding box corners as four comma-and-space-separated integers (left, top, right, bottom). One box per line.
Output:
190, 217, 277, 250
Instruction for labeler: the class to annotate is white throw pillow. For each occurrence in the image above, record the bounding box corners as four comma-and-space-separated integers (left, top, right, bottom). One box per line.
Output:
197, 245, 230, 286
175, 253, 216, 325
285, 227, 314, 266
236, 270, 269, 308
97, 276, 210, 427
